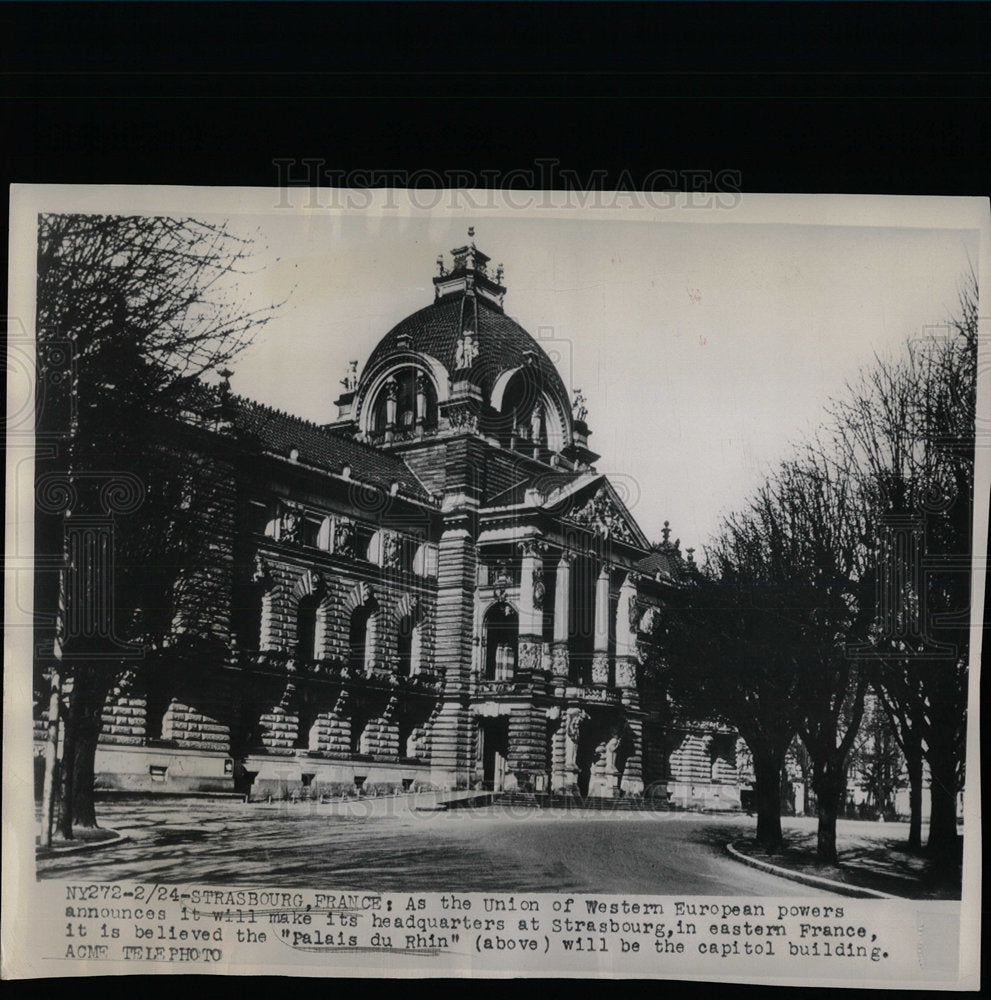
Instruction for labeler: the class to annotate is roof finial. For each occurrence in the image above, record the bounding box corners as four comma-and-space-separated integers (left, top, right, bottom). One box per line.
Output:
218, 367, 234, 398
662, 520, 671, 545
467, 225, 475, 241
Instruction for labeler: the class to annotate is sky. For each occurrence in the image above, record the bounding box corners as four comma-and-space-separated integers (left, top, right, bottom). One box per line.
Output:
214, 209, 977, 554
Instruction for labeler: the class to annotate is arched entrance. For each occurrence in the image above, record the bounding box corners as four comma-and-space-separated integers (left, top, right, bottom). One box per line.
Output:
575, 725, 598, 797
479, 717, 509, 791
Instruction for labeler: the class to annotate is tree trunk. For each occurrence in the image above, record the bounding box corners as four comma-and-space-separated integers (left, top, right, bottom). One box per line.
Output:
812, 767, 846, 865
40, 664, 63, 847
905, 742, 923, 850
57, 664, 112, 836
71, 707, 103, 828
926, 740, 960, 868
57, 706, 77, 840
752, 744, 785, 853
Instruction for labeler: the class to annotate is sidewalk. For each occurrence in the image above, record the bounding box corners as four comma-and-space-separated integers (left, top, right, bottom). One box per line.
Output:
730, 827, 962, 899
36, 826, 129, 860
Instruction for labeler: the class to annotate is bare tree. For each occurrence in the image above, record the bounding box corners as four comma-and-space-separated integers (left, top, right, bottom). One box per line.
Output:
746, 455, 873, 864
36, 214, 280, 840
846, 692, 906, 820
657, 518, 804, 853
828, 270, 975, 865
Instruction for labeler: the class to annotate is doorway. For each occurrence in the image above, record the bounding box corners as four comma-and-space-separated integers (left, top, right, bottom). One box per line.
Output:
480, 718, 509, 791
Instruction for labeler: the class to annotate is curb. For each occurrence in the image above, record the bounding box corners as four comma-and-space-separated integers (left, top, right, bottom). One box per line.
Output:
726, 841, 898, 899
37, 828, 130, 859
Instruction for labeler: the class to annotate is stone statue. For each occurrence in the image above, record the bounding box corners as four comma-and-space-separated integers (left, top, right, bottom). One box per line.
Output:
340, 360, 358, 392
455, 330, 478, 370
530, 404, 542, 443
334, 518, 355, 557
279, 505, 301, 544
383, 531, 402, 569
572, 388, 588, 423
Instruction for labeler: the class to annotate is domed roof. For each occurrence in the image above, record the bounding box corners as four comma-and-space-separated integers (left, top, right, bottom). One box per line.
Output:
362, 293, 569, 405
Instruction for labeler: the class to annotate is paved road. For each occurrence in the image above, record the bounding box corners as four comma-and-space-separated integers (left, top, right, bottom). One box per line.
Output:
37, 799, 834, 895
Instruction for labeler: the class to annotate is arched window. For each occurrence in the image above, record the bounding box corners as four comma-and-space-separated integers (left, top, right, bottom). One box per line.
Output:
349, 601, 378, 672
396, 614, 421, 677
371, 368, 438, 433
296, 593, 320, 662
494, 369, 544, 448
232, 582, 263, 651
144, 674, 173, 743
483, 602, 519, 681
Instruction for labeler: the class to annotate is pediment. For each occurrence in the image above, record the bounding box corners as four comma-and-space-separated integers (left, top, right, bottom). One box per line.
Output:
554, 478, 648, 549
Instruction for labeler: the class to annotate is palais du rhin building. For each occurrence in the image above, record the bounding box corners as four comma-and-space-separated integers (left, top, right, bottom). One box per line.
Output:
72, 233, 745, 808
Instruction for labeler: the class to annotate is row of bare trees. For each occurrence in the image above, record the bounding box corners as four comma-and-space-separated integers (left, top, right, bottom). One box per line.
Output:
655, 273, 976, 870
36, 214, 279, 842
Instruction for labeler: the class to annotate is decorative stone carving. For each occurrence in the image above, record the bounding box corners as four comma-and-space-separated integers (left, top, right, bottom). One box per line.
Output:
551, 643, 569, 678
278, 503, 303, 544
615, 657, 638, 690
591, 651, 610, 686
565, 708, 590, 743
447, 408, 478, 433
570, 485, 635, 543
518, 640, 541, 673
383, 531, 402, 569
492, 560, 513, 602
639, 605, 660, 635
252, 554, 274, 589
628, 594, 642, 629
334, 517, 355, 557
532, 569, 546, 609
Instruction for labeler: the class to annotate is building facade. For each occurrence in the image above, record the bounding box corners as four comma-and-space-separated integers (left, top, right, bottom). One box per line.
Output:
36, 232, 743, 808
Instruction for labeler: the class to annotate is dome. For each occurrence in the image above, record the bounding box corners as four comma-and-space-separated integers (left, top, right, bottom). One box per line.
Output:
351, 232, 576, 456
362, 294, 569, 406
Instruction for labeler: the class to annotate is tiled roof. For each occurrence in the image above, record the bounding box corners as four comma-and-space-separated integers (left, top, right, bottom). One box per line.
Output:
635, 548, 683, 583
230, 396, 433, 502
486, 470, 591, 508
364, 293, 569, 404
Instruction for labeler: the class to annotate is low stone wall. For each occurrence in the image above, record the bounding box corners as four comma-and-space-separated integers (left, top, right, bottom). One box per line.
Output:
92, 743, 234, 793
244, 753, 431, 800
667, 780, 742, 811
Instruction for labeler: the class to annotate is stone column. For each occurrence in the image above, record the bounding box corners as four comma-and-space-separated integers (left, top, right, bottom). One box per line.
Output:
551, 551, 573, 684
415, 372, 427, 438
591, 563, 611, 686
429, 521, 476, 789
384, 376, 398, 443
620, 718, 645, 796
507, 706, 550, 792
615, 573, 641, 705
517, 538, 546, 677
